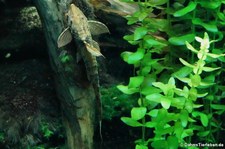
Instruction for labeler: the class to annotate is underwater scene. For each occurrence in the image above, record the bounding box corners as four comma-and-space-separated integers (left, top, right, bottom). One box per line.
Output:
0, 0, 225, 149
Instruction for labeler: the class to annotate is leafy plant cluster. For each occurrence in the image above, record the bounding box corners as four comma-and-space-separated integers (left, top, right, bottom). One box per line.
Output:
117, 0, 225, 148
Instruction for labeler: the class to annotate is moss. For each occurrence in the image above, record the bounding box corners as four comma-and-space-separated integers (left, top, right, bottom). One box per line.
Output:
17, 6, 42, 32
101, 85, 137, 120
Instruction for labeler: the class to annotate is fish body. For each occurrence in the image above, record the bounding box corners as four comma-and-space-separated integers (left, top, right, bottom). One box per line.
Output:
57, 3, 109, 137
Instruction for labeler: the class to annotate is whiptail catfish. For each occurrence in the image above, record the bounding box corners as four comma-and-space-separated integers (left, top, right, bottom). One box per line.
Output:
57, 3, 109, 140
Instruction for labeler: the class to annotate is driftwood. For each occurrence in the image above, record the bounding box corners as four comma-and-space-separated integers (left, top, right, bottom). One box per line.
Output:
33, 0, 134, 149
33, 0, 96, 149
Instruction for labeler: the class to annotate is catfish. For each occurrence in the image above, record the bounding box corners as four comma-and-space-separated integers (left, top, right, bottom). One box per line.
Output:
57, 3, 109, 139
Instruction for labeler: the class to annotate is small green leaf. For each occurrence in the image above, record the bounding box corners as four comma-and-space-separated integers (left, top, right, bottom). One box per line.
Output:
181, 129, 193, 139
202, 66, 220, 72
145, 121, 156, 128
121, 48, 145, 64
192, 18, 218, 32
176, 76, 190, 84
135, 144, 148, 149
190, 74, 201, 87
128, 76, 144, 88
197, 131, 210, 137
179, 58, 195, 68
148, 109, 159, 117
211, 104, 225, 110
161, 97, 171, 109
146, 93, 163, 103
206, 53, 225, 59
173, 1, 197, 17
134, 27, 148, 40
185, 100, 193, 113
172, 66, 193, 78
141, 86, 161, 95
143, 35, 167, 48
148, 0, 168, 6
189, 87, 197, 101
167, 136, 179, 149
186, 41, 198, 53
151, 140, 168, 149
197, 92, 208, 98
199, 1, 221, 9
121, 117, 143, 127
131, 107, 147, 120
117, 85, 138, 94
180, 110, 188, 127
138, 11, 149, 21
169, 34, 195, 46
199, 113, 208, 127
123, 34, 139, 45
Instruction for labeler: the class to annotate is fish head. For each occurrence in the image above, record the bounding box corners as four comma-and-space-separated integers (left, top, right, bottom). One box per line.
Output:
67, 4, 86, 25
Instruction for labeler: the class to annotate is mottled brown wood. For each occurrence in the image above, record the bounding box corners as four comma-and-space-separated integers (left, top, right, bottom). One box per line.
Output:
33, 0, 96, 149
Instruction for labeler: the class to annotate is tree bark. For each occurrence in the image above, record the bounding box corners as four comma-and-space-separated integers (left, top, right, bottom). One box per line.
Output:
33, 0, 96, 149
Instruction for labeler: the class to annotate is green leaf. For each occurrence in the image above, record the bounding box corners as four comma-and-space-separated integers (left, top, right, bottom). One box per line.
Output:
206, 53, 225, 59
121, 117, 143, 127
117, 85, 138, 94
181, 129, 193, 139
138, 11, 149, 21
193, 104, 203, 109
135, 144, 148, 149
190, 74, 201, 87
167, 136, 179, 149
148, 0, 168, 6
179, 58, 195, 68
151, 140, 168, 149
174, 87, 189, 98
131, 107, 147, 120
185, 100, 193, 113
186, 41, 198, 53
140, 65, 151, 76
176, 76, 190, 84
189, 87, 197, 101
148, 109, 159, 117
128, 76, 144, 88
121, 48, 145, 64
202, 66, 220, 72
168, 77, 175, 85
147, 18, 169, 32
199, 113, 208, 127
173, 1, 197, 17
143, 35, 167, 47
141, 86, 161, 96
145, 121, 156, 128
134, 27, 148, 40
169, 34, 195, 46
146, 93, 163, 103
197, 131, 210, 137
199, 1, 221, 9
123, 35, 139, 45
172, 66, 193, 78
211, 104, 225, 110
180, 110, 188, 127
161, 97, 171, 109
192, 18, 218, 32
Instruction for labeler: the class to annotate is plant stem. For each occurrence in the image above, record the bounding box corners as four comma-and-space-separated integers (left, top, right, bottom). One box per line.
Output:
191, 1, 196, 63
140, 95, 146, 142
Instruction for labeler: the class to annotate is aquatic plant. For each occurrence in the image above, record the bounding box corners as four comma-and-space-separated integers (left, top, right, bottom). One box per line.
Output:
101, 86, 137, 120
117, 0, 225, 148
0, 131, 4, 142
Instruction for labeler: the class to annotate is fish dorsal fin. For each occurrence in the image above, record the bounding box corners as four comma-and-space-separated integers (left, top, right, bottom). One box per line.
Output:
57, 27, 73, 48
84, 41, 105, 57
88, 20, 110, 35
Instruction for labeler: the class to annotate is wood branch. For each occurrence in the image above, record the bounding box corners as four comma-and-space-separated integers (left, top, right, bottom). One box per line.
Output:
33, 0, 96, 149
